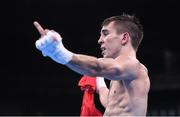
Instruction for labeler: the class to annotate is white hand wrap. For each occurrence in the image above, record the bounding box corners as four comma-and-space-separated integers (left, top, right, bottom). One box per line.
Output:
96, 77, 107, 90
35, 31, 73, 65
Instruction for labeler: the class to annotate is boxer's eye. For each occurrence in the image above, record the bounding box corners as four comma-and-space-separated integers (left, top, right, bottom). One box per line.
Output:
101, 29, 109, 36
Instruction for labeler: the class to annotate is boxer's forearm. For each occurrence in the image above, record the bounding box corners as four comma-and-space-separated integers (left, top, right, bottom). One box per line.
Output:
66, 54, 102, 77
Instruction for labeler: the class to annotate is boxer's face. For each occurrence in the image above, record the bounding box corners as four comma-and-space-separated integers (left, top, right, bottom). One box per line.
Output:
98, 22, 123, 58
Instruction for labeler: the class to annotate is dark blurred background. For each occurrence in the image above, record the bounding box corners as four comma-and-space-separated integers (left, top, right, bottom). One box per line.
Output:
1, 0, 180, 116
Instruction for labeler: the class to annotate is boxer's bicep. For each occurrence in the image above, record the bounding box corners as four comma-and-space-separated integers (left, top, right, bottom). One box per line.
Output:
97, 58, 139, 81
97, 58, 125, 80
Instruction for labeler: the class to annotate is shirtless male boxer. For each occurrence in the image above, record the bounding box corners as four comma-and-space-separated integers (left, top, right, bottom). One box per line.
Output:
34, 13, 150, 116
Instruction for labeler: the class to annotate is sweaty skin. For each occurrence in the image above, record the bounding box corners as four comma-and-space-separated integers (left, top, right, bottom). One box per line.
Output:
65, 21, 150, 116
34, 20, 150, 116
102, 57, 150, 116
67, 54, 150, 116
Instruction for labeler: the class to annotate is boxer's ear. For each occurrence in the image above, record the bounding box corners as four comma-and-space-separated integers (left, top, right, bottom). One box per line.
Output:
121, 32, 130, 45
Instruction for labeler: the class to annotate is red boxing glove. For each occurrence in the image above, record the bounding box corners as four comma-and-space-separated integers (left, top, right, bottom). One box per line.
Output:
78, 75, 102, 116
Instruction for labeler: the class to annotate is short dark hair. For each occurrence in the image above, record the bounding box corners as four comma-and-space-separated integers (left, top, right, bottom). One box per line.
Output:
102, 13, 144, 51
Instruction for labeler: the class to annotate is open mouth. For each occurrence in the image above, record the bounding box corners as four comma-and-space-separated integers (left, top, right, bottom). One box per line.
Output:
101, 47, 106, 56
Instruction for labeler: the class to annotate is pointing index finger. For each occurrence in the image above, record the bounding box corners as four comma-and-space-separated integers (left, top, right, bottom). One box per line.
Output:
33, 21, 46, 36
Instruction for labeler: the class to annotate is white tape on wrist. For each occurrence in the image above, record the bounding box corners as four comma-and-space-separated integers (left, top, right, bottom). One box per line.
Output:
35, 31, 73, 65
51, 42, 73, 65
96, 77, 107, 90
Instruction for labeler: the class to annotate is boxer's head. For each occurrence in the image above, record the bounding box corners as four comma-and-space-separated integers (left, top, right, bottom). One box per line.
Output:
98, 14, 143, 58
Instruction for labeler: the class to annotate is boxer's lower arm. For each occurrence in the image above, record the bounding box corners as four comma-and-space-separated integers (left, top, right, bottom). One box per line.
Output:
50, 44, 73, 65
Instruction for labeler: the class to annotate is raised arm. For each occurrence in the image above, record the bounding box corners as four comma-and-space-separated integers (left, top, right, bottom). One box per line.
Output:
33, 21, 136, 81
66, 54, 124, 80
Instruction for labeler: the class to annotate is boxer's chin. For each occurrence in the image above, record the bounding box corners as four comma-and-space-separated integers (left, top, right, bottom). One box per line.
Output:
102, 54, 108, 58
101, 51, 106, 58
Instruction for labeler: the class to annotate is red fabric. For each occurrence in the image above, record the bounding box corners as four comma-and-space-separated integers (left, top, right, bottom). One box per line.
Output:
78, 75, 102, 116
